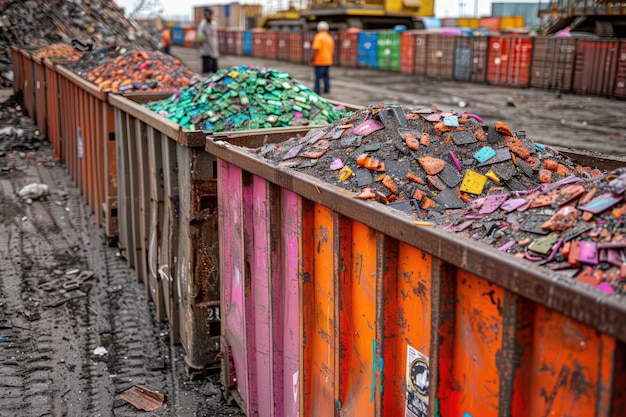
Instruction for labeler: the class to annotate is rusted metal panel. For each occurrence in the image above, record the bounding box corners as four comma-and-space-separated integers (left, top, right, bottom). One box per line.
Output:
277, 32, 291, 62
288, 32, 304, 64
426, 34, 455, 80
400, 32, 415, 74
573, 40, 618, 97
487, 36, 533, 87
339, 32, 359, 68
413, 33, 428, 77
20, 49, 36, 120
614, 41, 626, 99
454, 36, 488, 83
33, 57, 47, 138
10, 46, 22, 94
44, 60, 60, 160
208, 138, 626, 417
530, 37, 577, 91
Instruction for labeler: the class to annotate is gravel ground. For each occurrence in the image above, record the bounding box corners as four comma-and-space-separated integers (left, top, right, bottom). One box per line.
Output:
0, 142, 243, 416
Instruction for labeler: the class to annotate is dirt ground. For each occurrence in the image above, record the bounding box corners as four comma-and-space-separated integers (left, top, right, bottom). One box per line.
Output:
172, 46, 626, 157
0, 45, 624, 417
0, 129, 242, 414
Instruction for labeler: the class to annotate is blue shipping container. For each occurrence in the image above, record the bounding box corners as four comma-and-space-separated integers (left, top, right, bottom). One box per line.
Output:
357, 32, 378, 69
243, 30, 253, 56
172, 26, 185, 46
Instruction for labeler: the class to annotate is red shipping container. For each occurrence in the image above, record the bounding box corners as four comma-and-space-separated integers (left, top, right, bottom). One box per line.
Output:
288, 32, 304, 64
263, 31, 278, 60
573, 40, 618, 97
413, 33, 428, 76
277, 32, 291, 62
400, 32, 415, 74
426, 34, 455, 80
218, 29, 228, 54
487, 36, 532, 87
338, 32, 359, 68
252, 32, 264, 58
226, 31, 236, 55
615, 41, 626, 98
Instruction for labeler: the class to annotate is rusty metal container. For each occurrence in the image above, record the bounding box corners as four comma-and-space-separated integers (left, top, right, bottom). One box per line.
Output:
287, 32, 304, 64
44, 60, 61, 160
616, 41, 626, 99
573, 40, 619, 97
208, 136, 626, 417
399, 32, 415, 75
277, 32, 291, 62
413, 33, 428, 77
339, 32, 359, 68
487, 36, 533, 87
10, 46, 23, 94
32, 56, 47, 139
530, 37, 577, 92
20, 49, 37, 120
108, 95, 356, 375
454, 36, 488, 83
425, 34, 455, 80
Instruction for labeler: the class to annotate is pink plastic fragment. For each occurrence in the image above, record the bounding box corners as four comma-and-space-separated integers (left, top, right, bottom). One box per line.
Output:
465, 214, 484, 220
449, 220, 474, 232
597, 283, 615, 293
607, 249, 623, 265
449, 151, 462, 171
578, 241, 599, 265
501, 198, 528, 212
329, 159, 344, 170
479, 193, 509, 214
422, 113, 442, 122
498, 240, 516, 252
353, 119, 384, 136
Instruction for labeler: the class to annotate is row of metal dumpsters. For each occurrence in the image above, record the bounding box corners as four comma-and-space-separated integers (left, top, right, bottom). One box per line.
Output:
10, 46, 626, 416
214, 30, 626, 99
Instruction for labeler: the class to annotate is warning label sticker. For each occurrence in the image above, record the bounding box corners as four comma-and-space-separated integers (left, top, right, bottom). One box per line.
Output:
405, 344, 429, 417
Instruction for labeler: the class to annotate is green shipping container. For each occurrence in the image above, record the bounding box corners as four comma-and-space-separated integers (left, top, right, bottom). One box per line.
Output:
377, 32, 401, 71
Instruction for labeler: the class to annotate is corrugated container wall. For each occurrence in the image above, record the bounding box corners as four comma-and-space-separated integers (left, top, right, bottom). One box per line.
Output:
287, 32, 304, 64
454, 36, 488, 82
277, 32, 291, 62
573, 40, 618, 97
209, 138, 626, 417
172, 26, 185, 46
10, 47, 22, 94
615, 41, 626, 98
243, 30, 253, 56
338, 32, 359, 68
413, 33, 428, 76
357, 31, 379, 69
425, 34, 455, 80
377, 32, 401, 72
529, 37, 577, 91
33, 57, 47, 139
487, 36, 532, 87
400, 32, 415, 74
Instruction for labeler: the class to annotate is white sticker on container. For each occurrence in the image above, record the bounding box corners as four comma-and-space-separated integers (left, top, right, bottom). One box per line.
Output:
77, 126, 84, 158
405, 344, 429, 417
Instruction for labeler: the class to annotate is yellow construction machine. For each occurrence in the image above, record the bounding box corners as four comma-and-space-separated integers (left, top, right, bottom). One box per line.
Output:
260, 0, 435, 31
539, 0, 626, 37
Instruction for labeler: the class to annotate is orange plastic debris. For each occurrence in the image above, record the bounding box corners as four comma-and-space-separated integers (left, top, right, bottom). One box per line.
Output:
405, 133, 420, 151
418, 156, 446, 175
382, 175, 397, 194
539, 169, 552, 183
420, 132, 431, 147
543, 159, 558, 171
495, 121, 513, 136
406, 172, 425, 185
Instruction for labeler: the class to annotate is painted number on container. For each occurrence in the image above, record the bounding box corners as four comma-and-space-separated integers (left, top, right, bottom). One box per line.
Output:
208, 306, 221, 321
405, 344, 429, 417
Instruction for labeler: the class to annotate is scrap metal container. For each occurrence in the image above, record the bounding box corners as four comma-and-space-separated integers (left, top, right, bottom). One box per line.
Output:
357, 31, 379, 69
413, 33, 428, 76
377, 32, 401, 72
243, 30, 253, 56
277, 32, 291, 62
10, 46, 23, 94
454, 36, 488, 83
20, 49, 37, 120
338, 32, 359, 68
44, 60, 61, 159
425, 34, 455, 80
529, 37, 577, 92
234, 30, 244, 56
615, 41, 626, 99
287, 32, 304, 64
399, 32, 415, 75
208, 138, 626, 417
33, 56, 48, 139
108, 95, 354, 375
573, 40, 619, 97
487, 36, 533, 87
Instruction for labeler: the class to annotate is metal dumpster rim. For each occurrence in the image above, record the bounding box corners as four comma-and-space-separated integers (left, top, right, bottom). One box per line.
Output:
206, 137, 626, 344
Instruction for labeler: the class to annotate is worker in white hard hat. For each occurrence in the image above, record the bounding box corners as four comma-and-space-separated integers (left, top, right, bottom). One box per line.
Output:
310, 21, 334, 95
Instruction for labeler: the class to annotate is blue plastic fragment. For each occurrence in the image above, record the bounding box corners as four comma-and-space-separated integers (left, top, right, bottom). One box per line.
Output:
473, 146, 497, 163
535, 143, 547, 151
443, 115, 459, 127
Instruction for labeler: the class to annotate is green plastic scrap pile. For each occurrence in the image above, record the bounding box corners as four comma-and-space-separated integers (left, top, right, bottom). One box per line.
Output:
144, 66, 348, 132
256, 103, 626, 295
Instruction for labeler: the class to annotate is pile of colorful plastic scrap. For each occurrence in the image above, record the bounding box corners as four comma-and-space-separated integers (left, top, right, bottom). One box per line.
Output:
69, 47, 196, 93
33, 44, 84, 64
144, 66, 348, 133
255, 103, 625, 295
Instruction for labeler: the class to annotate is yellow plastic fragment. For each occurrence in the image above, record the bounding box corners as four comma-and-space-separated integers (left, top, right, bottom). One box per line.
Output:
486, 169, 501, 183
459, 170, 488, 195
229, 71, 239, 78
339, 166, 353, 181
413, 221, 434, 227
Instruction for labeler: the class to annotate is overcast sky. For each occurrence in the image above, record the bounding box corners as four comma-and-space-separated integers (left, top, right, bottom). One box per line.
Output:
115, 0, 504, 21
